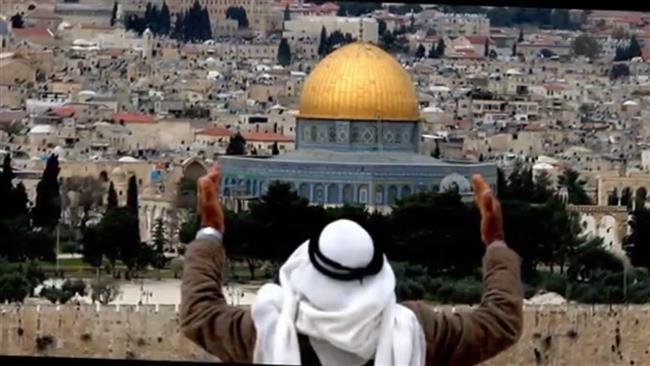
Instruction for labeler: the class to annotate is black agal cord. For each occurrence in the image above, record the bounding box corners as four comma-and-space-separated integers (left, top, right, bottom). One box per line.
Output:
308, 228, 383, 282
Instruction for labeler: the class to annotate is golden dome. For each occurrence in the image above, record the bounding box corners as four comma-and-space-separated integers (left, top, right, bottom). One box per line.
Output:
298, 42, 420, 122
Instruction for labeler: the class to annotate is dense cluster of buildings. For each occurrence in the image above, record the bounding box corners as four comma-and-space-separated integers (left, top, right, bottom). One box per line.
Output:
0, 1, 649, 253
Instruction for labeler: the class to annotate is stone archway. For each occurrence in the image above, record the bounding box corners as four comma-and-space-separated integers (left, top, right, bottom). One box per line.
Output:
182, 157, 207, 182
569, 205, 629, 256
298, 183, 310, 200
440, 173, 471, 194
387, 185, 399, 204
327, 184, 339, 204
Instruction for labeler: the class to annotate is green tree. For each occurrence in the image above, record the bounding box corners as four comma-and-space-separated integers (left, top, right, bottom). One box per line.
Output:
226, 132, 247, 155
160, 1, 171, 35
610, 64, 630, 80
484, 38, 489, 57
32, 154, 61, 228
532, 170, 553, 203
81, 225, 103, 278
150, 217, 167, 278
179, 213, 200, 244
106, 181, 118, 211
283, 5, 290, 21
435, 38, 446, 58
626, 208, 650, 270
512, 42, 517, 57
427, 44, 437, 58
277, 38, 291, 66
550, 9, 572, 29
110, 1, 118, 27
558, 169, 591, 205
390, 192, 482, 276
518, 28, 524, 43
272, 142, 280, 155
318, 27, 329, 55
0, 153, 15, 219
415, 44, 425, 58
11, 182, 28, 216
377, 19, 387, 36
126, 175, 138, 213
572, 34, 601, 59
97, 207, 140, 277
431, 141, 441, 158
172, 10, 185, 40
226, 6, 248, 28
627, 36, 642, 59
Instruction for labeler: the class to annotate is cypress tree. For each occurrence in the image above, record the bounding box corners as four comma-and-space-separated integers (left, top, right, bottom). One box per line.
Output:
628, 36, 642, 59
173, 11, 184, 40
107, 181, 118, 211
272, 142, 280, 155
126, 175, 138, 214
110, 1, 118, 27
318, 26, 328, 55
435, 38, 445, 58
12, 182, 28, 216
284, 5, 291, 21
33, 154, 61, 228
160, 1, 171, 35
277, 38, 291, 67
484, 38, 489, 57
201, 6, 212, 40
0, 153, 15, 219
427, 43, 437, 58
415, 44, 425, 58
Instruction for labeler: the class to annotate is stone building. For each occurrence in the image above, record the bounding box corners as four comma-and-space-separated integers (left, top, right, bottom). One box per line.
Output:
166, 0, 281, 35
284, 16, 379, 44
220, 42, 496, 210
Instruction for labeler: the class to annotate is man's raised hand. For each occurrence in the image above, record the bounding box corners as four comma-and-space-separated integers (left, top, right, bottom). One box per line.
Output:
197, 162, 225, 234
471, 174, 504, 246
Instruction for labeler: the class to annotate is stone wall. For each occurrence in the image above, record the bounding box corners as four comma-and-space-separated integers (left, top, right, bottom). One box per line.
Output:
1, 304, 649, 365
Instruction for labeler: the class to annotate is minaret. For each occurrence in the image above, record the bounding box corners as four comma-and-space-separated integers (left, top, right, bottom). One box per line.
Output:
142, 28, 153, 62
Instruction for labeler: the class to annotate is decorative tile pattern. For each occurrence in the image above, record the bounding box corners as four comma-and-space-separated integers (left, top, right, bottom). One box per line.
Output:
384, 129, 395, 144
351, 126, 360, 143
361, 127, 375, 145
328, 126, 336, 143
317, 126, 328, 144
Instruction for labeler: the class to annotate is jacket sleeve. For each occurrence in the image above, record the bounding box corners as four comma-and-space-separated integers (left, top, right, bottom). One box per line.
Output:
180, 237, 257, 363
402, 242, 523, 366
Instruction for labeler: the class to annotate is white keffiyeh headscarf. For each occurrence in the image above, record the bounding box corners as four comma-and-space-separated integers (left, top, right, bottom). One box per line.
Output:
251, 219, 426, 366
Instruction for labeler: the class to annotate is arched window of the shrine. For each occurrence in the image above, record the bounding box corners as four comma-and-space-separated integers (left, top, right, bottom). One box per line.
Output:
342, 184, 354, 204
327, 185, 338, 205
298, 183, 310, 200
401, 185, 412, 199
358, 185, 369, 204
387, 185, 399, 204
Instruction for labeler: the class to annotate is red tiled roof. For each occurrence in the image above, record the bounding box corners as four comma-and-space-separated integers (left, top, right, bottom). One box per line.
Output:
466, 36, 491, 45
319, 2, 339, 11
52, 106, 75, 118
244, 132, 293, 142
112, 112, 155, 124
196, 127, 235, 137
12, 27, 53, 39
544, 83, 566, 91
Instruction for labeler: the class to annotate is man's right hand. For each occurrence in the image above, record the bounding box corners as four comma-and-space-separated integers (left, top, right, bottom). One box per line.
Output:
197, 162, 225, 234
472, 174, 504, 246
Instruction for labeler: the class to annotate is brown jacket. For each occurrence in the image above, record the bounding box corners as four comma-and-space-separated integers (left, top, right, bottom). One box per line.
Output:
181, 238, 523, 366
